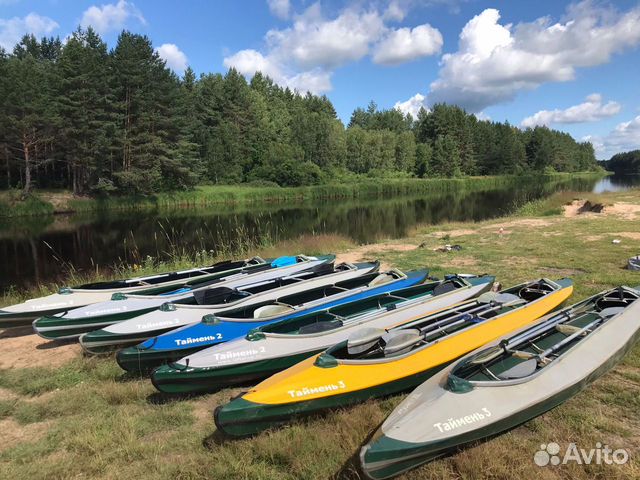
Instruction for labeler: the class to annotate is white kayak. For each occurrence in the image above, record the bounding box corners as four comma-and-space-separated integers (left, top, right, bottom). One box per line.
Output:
0, 256, 269, 328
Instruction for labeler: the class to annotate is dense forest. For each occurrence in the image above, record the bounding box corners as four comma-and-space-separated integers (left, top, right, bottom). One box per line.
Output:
0, 29, 600, 196
601, 150, 640, 174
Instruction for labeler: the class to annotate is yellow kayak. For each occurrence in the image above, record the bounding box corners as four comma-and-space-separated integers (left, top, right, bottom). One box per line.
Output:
215, 278, 573, 437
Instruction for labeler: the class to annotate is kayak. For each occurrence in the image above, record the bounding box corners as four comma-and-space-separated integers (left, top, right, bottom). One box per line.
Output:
360, 286, 640, 479
214, 278, 574, 437
33, 255, 331, 340
152, 274, 495, 394
0, 257, 269, 328
117, 267, 427, 373
79, 261, 376, 354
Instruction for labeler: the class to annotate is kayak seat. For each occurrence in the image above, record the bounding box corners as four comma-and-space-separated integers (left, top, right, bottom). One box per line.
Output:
432, 281, 457, 296
368, 274, 394, 287
297, 319, 343, 335
382, 329, 422, 357
519, 284, 553, 302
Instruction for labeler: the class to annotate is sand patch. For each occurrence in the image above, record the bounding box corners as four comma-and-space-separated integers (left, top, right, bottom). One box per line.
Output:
0, 387, 19, 401
0, 327, 80, 369
539, 267, 587, 276
583, 232, 640, 242
488, 219, 554, 229
429, 229, 477, 238
604, 202, 640, 219
0, 418, 51, 452
336, 242, 419, 270
612, 232, 640, 241
444, 257, 479, 268
564, 199, 640, 219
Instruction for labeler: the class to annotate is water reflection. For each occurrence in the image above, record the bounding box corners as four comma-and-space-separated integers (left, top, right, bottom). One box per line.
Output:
0, 175, 638, 291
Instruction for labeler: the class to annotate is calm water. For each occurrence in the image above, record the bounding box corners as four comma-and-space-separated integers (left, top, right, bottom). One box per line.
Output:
1, 175, 638, 292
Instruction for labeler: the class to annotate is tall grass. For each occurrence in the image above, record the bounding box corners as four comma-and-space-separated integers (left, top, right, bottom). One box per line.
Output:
0, 172, 606, 218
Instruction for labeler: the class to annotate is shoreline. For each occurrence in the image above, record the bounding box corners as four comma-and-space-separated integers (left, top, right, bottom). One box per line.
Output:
0, 172, 607, 218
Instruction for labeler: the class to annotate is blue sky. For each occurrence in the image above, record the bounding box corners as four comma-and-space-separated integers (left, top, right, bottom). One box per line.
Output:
1, 0, 640, 158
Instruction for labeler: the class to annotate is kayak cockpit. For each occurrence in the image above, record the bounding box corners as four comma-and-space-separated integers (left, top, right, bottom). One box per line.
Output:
73, 257, 267, 290
324, 279, 564, 364
213, 263, 387, 320
248, 275, 468, 338
447, 286, 640, 390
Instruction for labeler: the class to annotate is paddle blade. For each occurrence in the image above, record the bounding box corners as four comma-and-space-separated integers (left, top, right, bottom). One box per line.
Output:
347, 327, 386, 355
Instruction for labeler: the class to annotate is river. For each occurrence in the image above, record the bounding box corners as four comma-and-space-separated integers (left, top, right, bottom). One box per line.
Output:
1, 174, 638, 292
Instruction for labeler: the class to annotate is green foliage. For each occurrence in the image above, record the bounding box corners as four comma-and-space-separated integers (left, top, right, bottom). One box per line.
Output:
0, 31, 600, 196
602, 150, 640, 173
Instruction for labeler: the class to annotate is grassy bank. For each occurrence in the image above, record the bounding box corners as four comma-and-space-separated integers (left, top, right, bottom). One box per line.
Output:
0, 172, 606, 218
1, 188, 639, 479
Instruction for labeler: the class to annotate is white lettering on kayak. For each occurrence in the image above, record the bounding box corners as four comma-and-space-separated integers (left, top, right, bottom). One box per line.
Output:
85, 306, 128, 316
29, 302, 72, 310
212, 346, 266, 361
287, 380, 346, 398
174, 333, 223, 346
433, 407, 492, 433
136, 319, 180, 330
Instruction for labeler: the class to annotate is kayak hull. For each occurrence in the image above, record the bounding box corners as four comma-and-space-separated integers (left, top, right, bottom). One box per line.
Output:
214, 363, 447, 437
34, 307, 159, 340
0, 258, 271, 329
152, 351, 314, 394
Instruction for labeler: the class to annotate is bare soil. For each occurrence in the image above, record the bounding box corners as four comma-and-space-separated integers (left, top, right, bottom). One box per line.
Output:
0, 327, 80, 369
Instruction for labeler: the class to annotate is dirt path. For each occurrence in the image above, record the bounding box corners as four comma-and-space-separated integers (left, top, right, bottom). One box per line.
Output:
0, 326, 80, 369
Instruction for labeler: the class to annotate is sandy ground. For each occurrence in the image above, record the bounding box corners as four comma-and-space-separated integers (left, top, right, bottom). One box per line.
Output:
0, 326, 80, 369
564, 199, 640, 219
336, 242, 419, 271
0, 418, 52, 452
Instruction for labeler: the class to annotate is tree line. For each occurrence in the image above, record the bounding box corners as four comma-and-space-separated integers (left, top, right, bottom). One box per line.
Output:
0, 29, 601, 196
600, 150, 640, 174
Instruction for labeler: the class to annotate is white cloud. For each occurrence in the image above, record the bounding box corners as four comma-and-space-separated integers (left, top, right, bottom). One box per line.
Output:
223, 48, 331, 95
155, 43, 188, 73
267, 0, 291, 20
224, 3, 442, 95
373, 24, 442, 65
80, 0, 146, 35
266, 4, 386, 71
394, 93, 427, 118
0, 13, 59, 50
521, 94, 621, 127
224, 49, 283, 81
584, 115, 640, 158
428, 3, 640, 112
384, 1, 406, 22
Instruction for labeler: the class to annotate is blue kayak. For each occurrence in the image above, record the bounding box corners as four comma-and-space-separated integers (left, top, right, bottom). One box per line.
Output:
116, 268, 428, 373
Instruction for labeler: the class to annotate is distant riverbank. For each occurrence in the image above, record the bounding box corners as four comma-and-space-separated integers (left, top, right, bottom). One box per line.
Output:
0, 172, 607, 218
